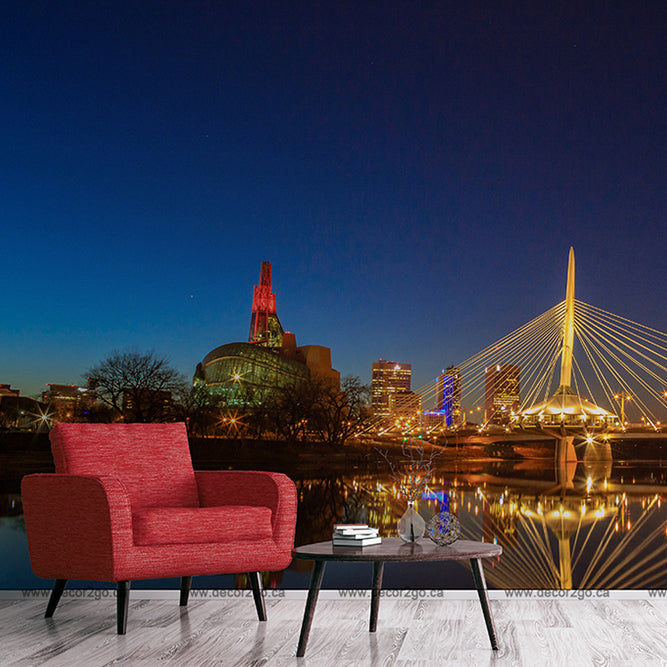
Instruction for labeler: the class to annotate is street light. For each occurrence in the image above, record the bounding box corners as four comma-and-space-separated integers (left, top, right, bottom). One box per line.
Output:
614, 393, 631, 424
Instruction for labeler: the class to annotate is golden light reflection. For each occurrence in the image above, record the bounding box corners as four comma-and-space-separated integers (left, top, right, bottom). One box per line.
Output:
303, 460, 667, 592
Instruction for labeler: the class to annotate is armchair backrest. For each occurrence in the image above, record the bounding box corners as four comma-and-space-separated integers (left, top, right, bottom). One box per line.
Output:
49, 422, 199, 510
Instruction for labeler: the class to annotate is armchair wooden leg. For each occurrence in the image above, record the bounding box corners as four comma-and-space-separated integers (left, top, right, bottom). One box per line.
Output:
180, 576, 192, 606
117, 581, 130, 634
45, 579, 67, 618
248, 571, 266, 621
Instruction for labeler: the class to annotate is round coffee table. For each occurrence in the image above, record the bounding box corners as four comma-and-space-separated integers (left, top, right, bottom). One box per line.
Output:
292, 537, 502, 657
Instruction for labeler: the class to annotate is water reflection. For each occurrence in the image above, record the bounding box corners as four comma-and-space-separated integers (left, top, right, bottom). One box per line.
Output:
294, 444, 667, 590
2, 442, 666, 590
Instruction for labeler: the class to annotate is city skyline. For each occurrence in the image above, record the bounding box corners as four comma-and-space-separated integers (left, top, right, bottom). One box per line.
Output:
2, 3, 665, 396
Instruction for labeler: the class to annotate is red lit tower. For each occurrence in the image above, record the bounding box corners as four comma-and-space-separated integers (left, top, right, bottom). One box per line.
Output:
248, 261, 284, 347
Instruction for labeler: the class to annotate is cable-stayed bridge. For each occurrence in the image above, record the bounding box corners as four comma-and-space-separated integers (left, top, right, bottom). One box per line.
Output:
370, 248, 667, 436
416, 298, 667, 430
360, 249, 667, 591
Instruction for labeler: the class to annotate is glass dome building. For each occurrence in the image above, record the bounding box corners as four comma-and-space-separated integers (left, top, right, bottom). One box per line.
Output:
194, 336, 339, 405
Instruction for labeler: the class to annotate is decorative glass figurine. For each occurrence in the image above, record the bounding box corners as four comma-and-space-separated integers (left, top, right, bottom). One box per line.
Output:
427, 496, 461, 546
397, 500, 426, 543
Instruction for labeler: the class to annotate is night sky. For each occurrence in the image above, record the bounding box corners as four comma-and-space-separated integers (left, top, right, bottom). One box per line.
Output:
2, 1, 665, 396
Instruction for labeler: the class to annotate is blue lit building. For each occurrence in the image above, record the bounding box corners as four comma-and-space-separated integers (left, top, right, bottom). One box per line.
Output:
436, 366, 461, 427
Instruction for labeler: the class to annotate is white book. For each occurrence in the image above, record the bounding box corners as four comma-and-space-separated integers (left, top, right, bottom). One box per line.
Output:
333, 528, 379, 538
332, 536, 382, 547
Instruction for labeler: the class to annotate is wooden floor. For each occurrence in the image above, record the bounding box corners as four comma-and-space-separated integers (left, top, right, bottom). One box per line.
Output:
1, 595, 666, 666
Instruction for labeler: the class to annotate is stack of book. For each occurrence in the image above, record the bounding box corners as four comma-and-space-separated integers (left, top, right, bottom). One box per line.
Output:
332, 524, 381, 547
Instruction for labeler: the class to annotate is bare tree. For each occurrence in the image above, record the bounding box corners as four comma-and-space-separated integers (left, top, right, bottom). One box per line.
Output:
86, 350, 185, 423
265, 381, 316, 445
309, 375, 370, 446
376, 439, 442, 501
263, 375, 369, 447
175, 382, 223, 436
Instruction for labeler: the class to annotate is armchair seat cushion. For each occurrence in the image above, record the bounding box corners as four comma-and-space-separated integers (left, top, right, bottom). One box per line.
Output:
133, 505, 273, 546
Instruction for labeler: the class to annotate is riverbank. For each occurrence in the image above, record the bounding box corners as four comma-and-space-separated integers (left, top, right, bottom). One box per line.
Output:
2, 429, 666, 493
0, 432, 384, 488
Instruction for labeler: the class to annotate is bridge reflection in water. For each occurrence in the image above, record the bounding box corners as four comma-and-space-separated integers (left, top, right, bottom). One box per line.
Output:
1, 441, 665, 592
294, 442, 667, 591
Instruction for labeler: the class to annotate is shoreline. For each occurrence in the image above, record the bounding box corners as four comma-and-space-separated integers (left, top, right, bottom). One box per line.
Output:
1, 430, 666, 485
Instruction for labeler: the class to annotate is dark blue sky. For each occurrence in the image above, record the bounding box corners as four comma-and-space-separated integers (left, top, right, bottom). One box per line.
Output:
2, 1, 665, 395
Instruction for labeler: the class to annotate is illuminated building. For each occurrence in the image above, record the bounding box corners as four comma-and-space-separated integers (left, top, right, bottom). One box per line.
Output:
436, 365, 461, 426
0, 384, 47, 430
423, 410, 446, 429
249, 261, 284, 348
42, 383, 97, 421
485, 364, 520, 425
122, 389, 173, 422
389, 391, 422, 421
194, 339, 339, 404
195, 262, 339, 403
371, 360, 411, 418
521, 390, 617, 427
0, 384, 20, 399
0, 384, 20, 428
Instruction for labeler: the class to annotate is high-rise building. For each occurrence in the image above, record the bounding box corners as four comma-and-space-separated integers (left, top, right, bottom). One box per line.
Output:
248, 261, 284, 348
437, 375, 454, 425
485, 364, 520, 425
371, 360, 411, 418
436, 365, 461, 426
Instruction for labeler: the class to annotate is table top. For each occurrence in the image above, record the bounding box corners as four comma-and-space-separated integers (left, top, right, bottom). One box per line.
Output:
292, 537, 502, 562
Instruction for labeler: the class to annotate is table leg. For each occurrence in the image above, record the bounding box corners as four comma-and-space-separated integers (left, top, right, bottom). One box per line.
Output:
369, 561, 384, 632
297, 560, 326, 657
470, 558, 498, 650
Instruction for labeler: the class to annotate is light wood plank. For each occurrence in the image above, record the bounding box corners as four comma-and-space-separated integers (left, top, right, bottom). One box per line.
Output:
2, 596, 667, 666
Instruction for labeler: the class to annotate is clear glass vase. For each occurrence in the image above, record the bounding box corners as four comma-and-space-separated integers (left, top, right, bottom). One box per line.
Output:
397, 500, 426, 543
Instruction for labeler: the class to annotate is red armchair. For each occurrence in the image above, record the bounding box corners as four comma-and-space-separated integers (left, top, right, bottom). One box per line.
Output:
21, 422, 297, 633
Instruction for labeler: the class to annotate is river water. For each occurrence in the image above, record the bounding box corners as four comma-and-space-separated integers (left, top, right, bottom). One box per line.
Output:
2, 443, 665, 591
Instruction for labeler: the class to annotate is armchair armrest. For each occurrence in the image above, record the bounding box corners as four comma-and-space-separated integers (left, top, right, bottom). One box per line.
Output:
21, 474, 134, 582
195, 471, 297, 551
